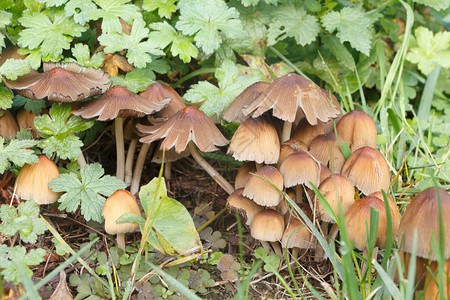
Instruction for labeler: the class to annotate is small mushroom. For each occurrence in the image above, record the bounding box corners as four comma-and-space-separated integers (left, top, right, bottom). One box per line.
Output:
0, 110, 19, 138
242, 166, 284, 207
336, 109, 377, 152
309, 133, 346, 174
292, 118, 325, 147
227, 188, 263, 226
251, 209, 285, 257
234, 162, 257, 190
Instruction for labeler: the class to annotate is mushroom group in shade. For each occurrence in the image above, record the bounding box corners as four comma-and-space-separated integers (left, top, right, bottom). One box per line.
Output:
227, 188, 263, 226
103, 189, 141, 251
242, 165, 284, 207
0, 110, 19, 138
251, 209, 285, 256
137, 106, 234, 194
4, 62, 111, 102
336, 109, 377, 152
14, 155, 61, 205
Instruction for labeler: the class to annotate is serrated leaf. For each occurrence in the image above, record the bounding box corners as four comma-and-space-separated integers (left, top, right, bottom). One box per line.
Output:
0, 59, 31, 80
38, 0, 68, 6
71, 43, 104, 68
40, 135, 84, 160
65, 0, 97, 25
12, 95, 46, 114
0, 246, 45, 285
267, 2, 319, 46
176, 0, 244, 55
0, 137, 39, 173
0, 11, 12, 48
50, 163, 126, 222
321, 7, 375, 56
88, 0, 140, 34
413, 0, 449, 10
110, 66, 158, 93
143, 0, 177, 18
0, 86, 13, 110
322, 35, 355, 70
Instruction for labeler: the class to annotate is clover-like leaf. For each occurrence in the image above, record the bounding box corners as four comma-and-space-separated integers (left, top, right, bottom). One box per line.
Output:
0, 137, 39, 173
0, 245, 45, 285
88, 0, 140, 33
70, 43, 104, 68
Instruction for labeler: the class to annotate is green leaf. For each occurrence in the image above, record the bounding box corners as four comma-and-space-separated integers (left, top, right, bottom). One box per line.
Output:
0, 59, 31, 80
65, 0, 97, 25
321, 7, 375, 56
110, 67, 155, 93
176, 0, 244, 55
70, 43, 104, 68
0, 245, 45, 285
18, 10, 85, 60
149, 22, 198, 63
0, 86, 13, 110
0, 137, 39, 173
142, 0, 177, 19
406, 26, 450, 76
49, 163, 126, 222
98, 18, 164, 68
322, 35, 356, 70
12, 95, 46, 114
267, 2, 319, 46
0, 11, 12, 48
88, 0, 140, 34
413, 0, 449, 11
38, 0, 68, 6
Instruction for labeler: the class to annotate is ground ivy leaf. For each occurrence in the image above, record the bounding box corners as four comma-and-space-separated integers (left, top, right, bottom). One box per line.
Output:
176, 0, 244, 55
65, 0, 97, 25
50, 163, 126, 222
406, 26, 450, 76
88, 0, 140, 34
267, 2, 319, 46
70, 43, 104, 68
143, 0, 177, 19
0, 137, 39, 173
321, 7, 375, 56
12, 95, 46, 114
18, 11, 85, 60
0, 59, 31, 80
0, 86, 13, 109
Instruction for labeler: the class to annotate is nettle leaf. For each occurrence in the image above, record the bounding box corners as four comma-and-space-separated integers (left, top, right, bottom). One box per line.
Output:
49, 163, 126, 222
12, 95, 46, 114
0, 137, 39, 173
143, 0, 177, 19
35, 103, 94, 160
267, 2, 319, 46
0, 59, 31, 80
0, 201, 47, 243
176, 0, 244, 55
18, 10, 85, 60
0, 86, 13, 110
184, 60, 259, 117
0, 11, 12, 48
321, 7, 375, 56
98, 18, 164, 68
149, 22, 198, 63
0, 245, 45, 285
88, 0, 140, 34
65, 0, 97, 25
406, 26, 450, 76
70, 43, 104, 68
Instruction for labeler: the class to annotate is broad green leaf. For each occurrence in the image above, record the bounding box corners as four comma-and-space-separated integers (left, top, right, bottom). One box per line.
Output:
413, 0, 449, 10
0, 245, 45, 285
143, 0, 177, 18
0, 137, 39, 173
0, 11, 12, 48
70, 43, 104, 68
88, 0, 140, 33
111, 68, 155, 93
12, 95, 46, 114
37, 0, 68, 6
0, 59, 31, 80
65, 0, 97, 25
49, 163, 126, 222
0, 86, 13, 109
322, 35, 355, 70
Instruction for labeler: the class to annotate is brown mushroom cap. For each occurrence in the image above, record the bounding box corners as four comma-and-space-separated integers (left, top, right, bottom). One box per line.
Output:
234, 162, 257, 189
14, 155, 61, 205
137, 106, 229, 153
243, 73, 341, 125
279, 151, 320, 189
345, 196, 399, 251
222, 81, 270, 123
227, 188, 263, 226
102, 189, 141, 235
0, 46, 27, 67
397, 187, 450, 260
0, 110, 19, 138
4, 62, 111, 102
227, 117, 280, 164
251, 209, 285, 242
423, 259, 450, 299
151, 140, 190, 163
336, 109, 377, 152
242, 166, 284, 207
281, 214, 312, 249
277, 139, 308, 167
292, 118, 325, 147
309, 133, 346, 173
73, 85, 171, 121
341, 146, 390, 195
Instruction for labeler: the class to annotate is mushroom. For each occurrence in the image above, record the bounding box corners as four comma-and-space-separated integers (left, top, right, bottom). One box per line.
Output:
102, 189, 141, 251
227, 188, 263, 226
282, 206, 313, 260
0, 110, 19, 138
234, 162, 257, 190
292, 118, 325, 147
251, 209, 285, 256
309, 133, 346, 174
242, 166, 284, 207
14, 155, 61, 205
277, 139, 308, 167
336, 109, 377, 152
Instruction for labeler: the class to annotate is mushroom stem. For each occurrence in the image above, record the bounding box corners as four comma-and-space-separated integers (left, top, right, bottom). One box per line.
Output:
295, 185, 303, 203
125, 138, 138, 186
362, 247, 379, 275
117, 233, 126, 251
315, 222, 328, 261
260, 241, 274, 255
77, 152, 87, 168
271, 241, 283, 258
255, 163, 263, 171
164, 162, 172, 180
281, 121, 292, 142
323, 223, 340, 260
115, 117, 125, 181
130, 143, 154, 196
188, 142, 234, 195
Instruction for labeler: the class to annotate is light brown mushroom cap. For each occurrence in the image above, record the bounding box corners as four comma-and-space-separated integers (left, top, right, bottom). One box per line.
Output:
227, 117, 280, 164
137, 106, 229, 153
234, 162, 257, 189
368, 191, 401, 222
423, 259, 450, 299
251, 209, 285, 242
16, 109, 40, 132
4, 62, 111, 102
309, 133, 346, 173
292, 118, 325, 147
336, 109, 377, 152
102, 189, 141, 235
73, 85, 171, 121
227, 188, 263, 226
14, 155, 61, 205
345, 196, 399, 251
397, 187, 450, 260
0, 46, 27, 67
281, 215, 312, 249
0, 110, 19, 138
341, 146, 390, 195
151, 140, 190, 163
279, 151, 320, 189
277, 139, 308, 167
316, 175, 355, 223
243, 73, 341, 125
242, 166, 284, 207
222, 81, 270, 123
277, 189, 296, 215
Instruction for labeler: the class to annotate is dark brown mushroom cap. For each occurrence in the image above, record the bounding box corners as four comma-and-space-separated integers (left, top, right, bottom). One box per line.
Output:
292, 118, 325, 147
0, 109, 19, 138
336, 109, 377, 152
0, 46, 27, 67
309, 133, 346, 173
222, 81, 270, 123
397, 187, 450, 260
243, 73, 341, 125
4, 62, 111, 102
137, 106, 229, 153
73, 85, 171, 121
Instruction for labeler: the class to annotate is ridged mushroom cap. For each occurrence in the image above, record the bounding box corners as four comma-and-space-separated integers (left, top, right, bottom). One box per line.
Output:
222, 81, 270, 123
103, 189, 141, 235
137, 106, 229, 153
281, 215, 312, 249
336, 110, 377, 152
16, 109, 37, 131
4, 62, 111, 102
423, 259, 450, 299
251, 209, 285, 242
227, 117, 280, 164
14, 155, 61, 204
0, 110, 19, 138
309, 133, 346, 173
397, 187, 450, 260
234, 162, 257, 190
243, 73, 341, 125
227, 188, 263, 226
277, 139, 308, 167
341, 146, 390, 195
242, 166, 284, 207
151, 140, 190, 163
279, 151, 320, 189
292, 118, 325, 147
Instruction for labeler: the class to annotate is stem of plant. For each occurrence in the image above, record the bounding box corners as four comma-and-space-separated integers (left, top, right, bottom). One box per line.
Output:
130, 143, 154, 196
281, 121, 292, 142
77, 152, 87, 168
255, 162, 263, 171
164, 161, 172, 180
125, 138, 138, 186
115, 117, 125, 182
117, 233, 125, 252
